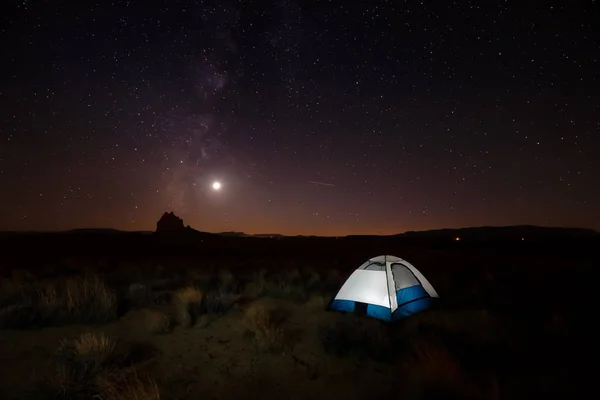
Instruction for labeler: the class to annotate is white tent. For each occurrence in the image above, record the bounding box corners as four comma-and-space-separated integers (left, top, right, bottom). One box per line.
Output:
329, 255, 439, 321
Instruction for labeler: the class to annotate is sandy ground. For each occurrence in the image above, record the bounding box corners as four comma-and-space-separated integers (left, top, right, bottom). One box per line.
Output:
0, 298, 397, 400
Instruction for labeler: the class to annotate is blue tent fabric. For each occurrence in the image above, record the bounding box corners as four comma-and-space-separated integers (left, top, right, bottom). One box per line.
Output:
396, 284, 428, 306
330, 299, 356, 313
392, 297, 433, 320
366, 304, 392, 321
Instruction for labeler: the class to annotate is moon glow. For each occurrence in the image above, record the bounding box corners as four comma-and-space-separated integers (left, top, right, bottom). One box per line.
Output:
212, 181, 222, 191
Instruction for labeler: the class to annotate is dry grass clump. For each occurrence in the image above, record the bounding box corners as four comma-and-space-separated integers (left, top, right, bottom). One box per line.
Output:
244, 302, 289, 352
38, 275, 118, 325
398, 337, 485, 400
0, 275, 117, 328
96, 371, 161, 400
319, 319, 392, 362
304, 293, 328, 308
171, 286, 203, 327
25, 332, 161, 400
242, 267, 309, 302
263, 269, 308, 302
217, 268, 239, 292
142, 308, 172, 334
128, 282, 155, 309
300, 266, 321, 290
242, 268, 268, 299
55, 332, 121, 376
203, 291, 241, 315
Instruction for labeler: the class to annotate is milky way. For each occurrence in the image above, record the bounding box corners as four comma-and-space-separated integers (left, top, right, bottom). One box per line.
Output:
0, 0, 598, 235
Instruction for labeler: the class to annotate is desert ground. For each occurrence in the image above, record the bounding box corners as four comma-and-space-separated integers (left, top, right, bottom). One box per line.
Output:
0, 229, 595, 399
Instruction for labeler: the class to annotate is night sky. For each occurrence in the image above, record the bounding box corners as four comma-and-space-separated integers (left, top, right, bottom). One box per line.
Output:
1, 1, 598, 236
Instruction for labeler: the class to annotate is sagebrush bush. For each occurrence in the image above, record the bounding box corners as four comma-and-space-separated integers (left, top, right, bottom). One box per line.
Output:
25, 332, 161, 400
244, 302, 288, 352
55, 332, 120, 377
96, 371, 161, 400
301, 266, 321, 290
217, 268, 238, 292
304, 294, 328, 309
242, 269, 268, 299
128, 282, 155, 309
398, 337, 484, 400
171, 286, 203, 327
0, 303, 37, 328
0, 275, 117, 328
263, 273, 307, 303
40, 276, 118, 325
203, 291, 240, 315
319, 319, 393, 362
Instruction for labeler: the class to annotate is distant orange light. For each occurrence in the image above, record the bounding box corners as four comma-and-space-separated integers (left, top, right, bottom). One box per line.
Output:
455, 237, 461, 241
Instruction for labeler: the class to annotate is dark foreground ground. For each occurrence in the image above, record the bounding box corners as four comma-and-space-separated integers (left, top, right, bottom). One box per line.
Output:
0, 229, 596, 399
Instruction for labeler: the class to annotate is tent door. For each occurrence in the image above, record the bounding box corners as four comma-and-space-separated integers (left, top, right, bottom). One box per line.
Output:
354, 302, 368, 316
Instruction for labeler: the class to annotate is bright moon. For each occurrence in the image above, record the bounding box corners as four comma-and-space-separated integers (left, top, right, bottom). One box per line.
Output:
212, 181, 222, 190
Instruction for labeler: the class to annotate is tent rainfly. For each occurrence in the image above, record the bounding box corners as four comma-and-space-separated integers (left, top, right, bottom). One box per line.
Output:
329, 255, 439, 322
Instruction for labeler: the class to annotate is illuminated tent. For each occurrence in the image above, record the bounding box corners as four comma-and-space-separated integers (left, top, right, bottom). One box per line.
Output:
329, 255, 439, 322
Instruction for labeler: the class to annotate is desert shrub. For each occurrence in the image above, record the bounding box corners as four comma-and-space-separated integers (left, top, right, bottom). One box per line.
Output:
0, 275, 117, 328
38, 275, 118, 325
0, 278, 28, 307
53, 332, 124, 391
304, 294, 328, 309
171, 286, 203, 328
397, 337, 485, 400
142, 308, 172, 334
11, 269, 36, 282
127, 282, 155, 309
244, 302, 289, 352
23, 332, 161, 400
319, 319, 393, 362
242, 268, 268, 299
203, 291, 240, 315
96, 371, 160, 400
0, 303, 37, 328
183, 267, 212, 289
217, 268, 239, 293
300, 266, 321, 291
263, 272, 307, 303
322, 269, 345, 292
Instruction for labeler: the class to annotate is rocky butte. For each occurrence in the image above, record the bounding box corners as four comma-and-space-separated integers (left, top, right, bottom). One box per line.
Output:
155, 212, 185, 232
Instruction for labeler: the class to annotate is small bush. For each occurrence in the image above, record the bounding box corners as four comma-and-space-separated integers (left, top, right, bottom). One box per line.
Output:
242, 269, 268, 299
263, 275, 307, 303
304, 294, 328, 309
244, 302, 289, 352
0, 278, 29, 308
171, 286, 203, 327
44, 276, 117, 324
217, 268, 238, 293
319, 319, 393, 362
25, 332, 161, 400
55, 332, 121, 378
96, 371, 161, 400
301, 266, 321, 290
203, 291, 240, 315
128, 283, 155, 309
0, 275, 117, 328
0, 304, 37, 328
398, 337, 483, 400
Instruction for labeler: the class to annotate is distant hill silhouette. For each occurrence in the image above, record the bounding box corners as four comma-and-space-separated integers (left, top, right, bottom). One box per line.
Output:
396, 225, 599, 241
1, 223, 598, 241
1, 222, 598, 268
